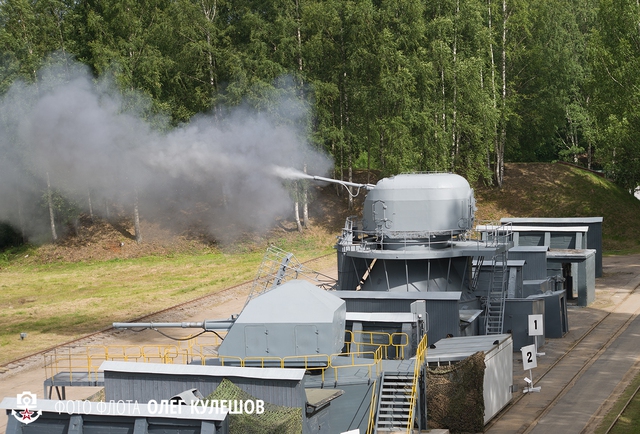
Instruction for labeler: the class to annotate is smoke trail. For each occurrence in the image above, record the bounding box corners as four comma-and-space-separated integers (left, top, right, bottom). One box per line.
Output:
0, 60, 333, 244
269, 166, 314, 180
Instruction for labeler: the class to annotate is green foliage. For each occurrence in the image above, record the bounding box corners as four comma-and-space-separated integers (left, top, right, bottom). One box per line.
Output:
1, 0, 640, 191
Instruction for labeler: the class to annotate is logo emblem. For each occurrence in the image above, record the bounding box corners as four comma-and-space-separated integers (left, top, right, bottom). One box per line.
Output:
12, 392, 41, 424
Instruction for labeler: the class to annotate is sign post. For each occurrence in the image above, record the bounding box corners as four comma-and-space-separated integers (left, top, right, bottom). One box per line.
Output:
528, 313, 545, 355
521, 344, 541, 393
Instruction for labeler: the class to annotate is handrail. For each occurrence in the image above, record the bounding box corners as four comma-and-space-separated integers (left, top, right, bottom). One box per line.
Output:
406, 334, 428, 433
339, 217, 514, 252
345, 330, 409, 360
44, 333, 393, 386
330, 347, 383, 381
366, 380, 378, 434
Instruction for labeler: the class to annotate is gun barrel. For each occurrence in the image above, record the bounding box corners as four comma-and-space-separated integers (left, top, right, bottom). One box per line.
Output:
113, 320, 234, 331
312, 175, 375, 190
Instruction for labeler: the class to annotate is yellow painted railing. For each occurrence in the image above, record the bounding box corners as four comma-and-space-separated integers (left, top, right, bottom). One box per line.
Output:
345, 330, 409, 360
330, 347, 383, 381
366, 379, 378, 434
44, 330, 400, 387
406, 334, 428, 433
44, 344, 185, 381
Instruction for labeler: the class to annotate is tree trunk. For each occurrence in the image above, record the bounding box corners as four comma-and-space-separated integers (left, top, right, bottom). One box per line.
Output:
488, 0, 499, 178
348, 155, 354, 211
87, 190, 94, 222
495, 0, 508, 188
451, 0, 460, 169
133, 190, 142, 244
302, 164, 309, 228
46, 172, 58, 242
294, 194, 303, 232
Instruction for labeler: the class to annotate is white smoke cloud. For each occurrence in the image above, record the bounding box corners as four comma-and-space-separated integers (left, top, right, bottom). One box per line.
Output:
0, 60, 333, 244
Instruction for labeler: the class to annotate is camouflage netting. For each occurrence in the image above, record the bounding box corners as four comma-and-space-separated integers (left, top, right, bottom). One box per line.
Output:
205, 379, 302, 434
427, 351, 486, 434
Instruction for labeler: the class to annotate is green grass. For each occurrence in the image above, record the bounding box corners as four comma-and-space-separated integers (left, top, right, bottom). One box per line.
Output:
475, 163, 640, 254
594, 370, 640, 434
0, 234, 336, 365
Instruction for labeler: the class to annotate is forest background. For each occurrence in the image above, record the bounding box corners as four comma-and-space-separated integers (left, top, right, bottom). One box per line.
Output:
1, 0, 639, 246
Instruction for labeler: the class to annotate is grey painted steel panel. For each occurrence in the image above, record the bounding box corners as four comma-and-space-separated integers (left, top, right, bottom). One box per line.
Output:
217, 280, 346, 359
1, 398, 229, 434
547, 249, 596, 306
522, 278, 553, 298
335, 291, 461, 343
503, 299, 545, 351
527, 290, 568, 338
306, 382, 374, 434
507, 247, 549, 280
502, 217, 603, 277
100, 362, 305, 381
361, 173, 475, 237
101, 365, 306, 409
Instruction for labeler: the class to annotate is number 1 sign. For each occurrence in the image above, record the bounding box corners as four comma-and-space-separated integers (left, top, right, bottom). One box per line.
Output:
528, 314, 544, 336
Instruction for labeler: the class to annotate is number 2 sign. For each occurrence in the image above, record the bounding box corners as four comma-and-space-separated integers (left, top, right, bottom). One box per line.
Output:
521, 344, 537, 370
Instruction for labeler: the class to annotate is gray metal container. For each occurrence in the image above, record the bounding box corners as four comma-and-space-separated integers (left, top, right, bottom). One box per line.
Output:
503, 298, 545, 350
426, 334, 513, 424
502, 217, 603, 277
217, 280, 346, 359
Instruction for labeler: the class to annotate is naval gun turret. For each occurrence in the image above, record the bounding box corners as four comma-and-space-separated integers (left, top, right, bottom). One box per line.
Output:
317, 172, 511, 342
115, 280, 347, 363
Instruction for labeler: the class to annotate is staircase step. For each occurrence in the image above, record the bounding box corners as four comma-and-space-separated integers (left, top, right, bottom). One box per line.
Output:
378, 408, 410, 414
378, 411, 410, 417
377, 419, 408, 425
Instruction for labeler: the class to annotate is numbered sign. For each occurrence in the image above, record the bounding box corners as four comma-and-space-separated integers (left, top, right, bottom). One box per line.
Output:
521, 344, 537, 370
528, 314, 544, 336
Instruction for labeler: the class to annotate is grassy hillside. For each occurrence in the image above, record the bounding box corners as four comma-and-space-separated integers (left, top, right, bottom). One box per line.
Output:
474, 163, 640, 254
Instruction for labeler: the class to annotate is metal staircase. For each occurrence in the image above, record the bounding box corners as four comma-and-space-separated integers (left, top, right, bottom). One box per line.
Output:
485, 249, 508, 334
373, 371, 414, 433
471, 255, 485, 291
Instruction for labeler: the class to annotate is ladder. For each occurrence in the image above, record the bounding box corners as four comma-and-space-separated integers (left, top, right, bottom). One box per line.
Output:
471, 255, 485, 291
374, 371, 414, 433
485, 249, 508, 334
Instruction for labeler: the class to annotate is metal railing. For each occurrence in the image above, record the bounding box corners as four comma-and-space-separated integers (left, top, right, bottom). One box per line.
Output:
472, 221, 514, 247
338, 217, 514, 253
366, 379, 378, 434
44, 348, 102, 384
344, 330, 409, 360
214, 348, 383, 385
44, 343, 186, 382
44, 331, 401, 387
406, 334, 428, 434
